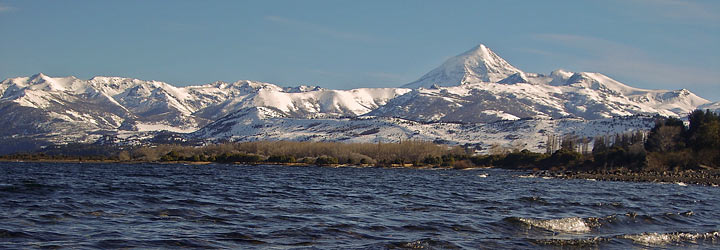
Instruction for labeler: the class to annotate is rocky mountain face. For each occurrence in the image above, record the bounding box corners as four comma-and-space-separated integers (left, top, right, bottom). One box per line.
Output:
1, 44, 715, 154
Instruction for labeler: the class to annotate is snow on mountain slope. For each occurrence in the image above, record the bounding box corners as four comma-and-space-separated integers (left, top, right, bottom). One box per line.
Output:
195, 111, 657, 153
554, 72, 708, 117
191, 83, 409, 120
1, 74, 209, 135
699, 101, 720, 114
0, 73, 410, 146
390, 45, 711, 122
630, 89, 709, 116
249, 87, 410, 118
372, 77, 703, 123
371, 82, 567, 122
402, 44, 523, 88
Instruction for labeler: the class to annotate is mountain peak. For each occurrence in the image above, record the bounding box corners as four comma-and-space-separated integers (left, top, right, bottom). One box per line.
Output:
402, 44, 523, 88
463, 43, 492, 59
29, 73, 50, 82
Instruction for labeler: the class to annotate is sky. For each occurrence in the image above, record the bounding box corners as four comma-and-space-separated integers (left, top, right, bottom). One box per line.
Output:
1, 0, 719, 100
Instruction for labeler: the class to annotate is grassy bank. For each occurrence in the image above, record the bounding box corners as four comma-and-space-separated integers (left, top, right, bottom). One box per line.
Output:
0, 141, 469, 168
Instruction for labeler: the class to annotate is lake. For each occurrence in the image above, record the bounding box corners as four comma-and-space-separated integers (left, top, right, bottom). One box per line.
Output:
1, 162, 718, 249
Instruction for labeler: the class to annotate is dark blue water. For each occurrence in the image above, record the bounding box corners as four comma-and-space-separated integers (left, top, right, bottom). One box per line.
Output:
1, 162, 718, 249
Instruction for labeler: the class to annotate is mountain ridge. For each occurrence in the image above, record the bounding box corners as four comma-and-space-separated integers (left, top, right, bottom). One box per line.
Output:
0, 44, 717, 154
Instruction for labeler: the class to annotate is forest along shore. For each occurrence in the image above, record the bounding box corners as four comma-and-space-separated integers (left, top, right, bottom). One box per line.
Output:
534, 169, 720, 186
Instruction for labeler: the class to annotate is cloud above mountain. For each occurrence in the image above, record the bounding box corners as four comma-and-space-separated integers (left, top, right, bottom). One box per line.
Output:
264, 15, 384, 43
532, 33, 720, 93
0, 4, 16, 12
624, 0, 720, 23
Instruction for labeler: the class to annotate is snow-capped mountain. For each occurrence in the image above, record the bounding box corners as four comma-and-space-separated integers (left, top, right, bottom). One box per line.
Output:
0, 43, 715, 154
377, 44, 709, 123
371, 72, 708, 123
402, 44, 523, 88
195, 44, 712, 151
0, 73, 406, 152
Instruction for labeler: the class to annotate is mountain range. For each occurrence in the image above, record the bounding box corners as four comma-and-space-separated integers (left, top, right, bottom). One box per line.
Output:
1, 44, 717, 154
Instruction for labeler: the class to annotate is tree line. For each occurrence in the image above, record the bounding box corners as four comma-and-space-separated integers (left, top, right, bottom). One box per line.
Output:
0, 140, 468, 167
468, 109, 719, 172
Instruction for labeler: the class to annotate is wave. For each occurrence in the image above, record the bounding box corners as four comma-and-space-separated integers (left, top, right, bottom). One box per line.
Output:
530, 237, 607, 247
0, 229, 35, 239
383, 238, 461, 249
460, 167, 489, 170
506, 211, 720, 248
533, 231, 720, 247
515, 217, 593, 233
0, 180, 65, 195
620, 231, 720, 246
215, 232, 267, 245
530, 231, 720, 247
509, 211, 696, 234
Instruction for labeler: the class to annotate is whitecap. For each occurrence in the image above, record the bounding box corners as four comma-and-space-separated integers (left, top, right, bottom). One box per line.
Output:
518, 217, 592, 233
461, 167, 488, 170
620, 231, 720, 246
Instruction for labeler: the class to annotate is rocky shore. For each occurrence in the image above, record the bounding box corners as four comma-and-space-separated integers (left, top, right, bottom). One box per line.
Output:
536, 169, 720, 186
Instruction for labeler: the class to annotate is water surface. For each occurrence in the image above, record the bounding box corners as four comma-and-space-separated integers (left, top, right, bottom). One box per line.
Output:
1, 162, 718, 249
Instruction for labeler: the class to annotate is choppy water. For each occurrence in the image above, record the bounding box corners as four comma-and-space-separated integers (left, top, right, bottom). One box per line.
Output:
1, 162, 719, 249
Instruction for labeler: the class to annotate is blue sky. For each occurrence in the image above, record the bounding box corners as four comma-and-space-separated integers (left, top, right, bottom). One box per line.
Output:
1, 0, 719, 100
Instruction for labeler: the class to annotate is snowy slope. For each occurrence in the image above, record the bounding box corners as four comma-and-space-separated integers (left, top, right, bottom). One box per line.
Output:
194, 111, 656, 153
385, 45, 711, 122
402, 44, 523, 88
194, 86, 409, 120
0, 73, 408, 146
699, 101, 720, 114
370, 79, 708, 123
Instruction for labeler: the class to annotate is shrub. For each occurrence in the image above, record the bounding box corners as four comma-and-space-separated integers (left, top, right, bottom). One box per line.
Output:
315, 156, 339, 165
267, 155, 295, 163
423, 156, 442, 165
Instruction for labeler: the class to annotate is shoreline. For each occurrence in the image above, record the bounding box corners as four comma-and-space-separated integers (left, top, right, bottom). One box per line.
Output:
533, 169, 720, 186
0, 159, 450, 169
2, 159, 719, 186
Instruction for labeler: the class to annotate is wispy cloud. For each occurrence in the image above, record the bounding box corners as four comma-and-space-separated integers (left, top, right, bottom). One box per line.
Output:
513, 47, 555, 57
624, 0, 720, 23
532, 33, 720, 90
264, 15, 383, 43
0, 4, 16, 12
533, 34, 642, 57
